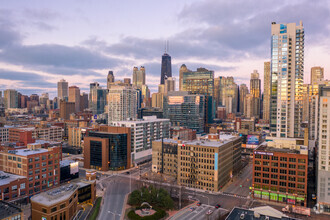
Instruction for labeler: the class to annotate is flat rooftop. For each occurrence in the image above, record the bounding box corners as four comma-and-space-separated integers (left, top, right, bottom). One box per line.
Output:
157, 134, 240, 148
60, 160, 76, 167
112, 116, 170, 124
31, 183, 78, 206
0, 201, 22, 219
0, 171, 26, 186
226, 207, 297, 220
7, 148, 49, 156
255, 144, 306, 155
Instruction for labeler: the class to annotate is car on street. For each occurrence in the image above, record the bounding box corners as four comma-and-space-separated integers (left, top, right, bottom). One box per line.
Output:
215, 204, 221, 209
206, 209, 213, 215
197, 202, 201, 206
189, 207, 195, 211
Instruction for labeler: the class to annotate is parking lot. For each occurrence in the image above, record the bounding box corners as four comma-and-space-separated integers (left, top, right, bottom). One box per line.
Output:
169, 203, 228, 220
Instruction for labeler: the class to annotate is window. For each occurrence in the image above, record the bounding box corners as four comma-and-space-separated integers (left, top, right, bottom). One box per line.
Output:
280, 163, 287, 168
28, 158, 33, 163
20, 183, 25, 189
288, 183, 296, 188
254, 178, 261, 183
271, 174, 278, 179
298, 165, 305, 170
280, 175, 287, 180
280, 157, 287, 162
280, 169, 287, 174
298, 159, 306, 163
289, 158, 296, 162
280, 182, 286, 186
272, 156, 278, 160
288, 176, 296, 181
255, 154, 261, 159
289, 164, 296, 169
271, 168, 278, 173
263, 167, 269, 172
271, 180, 278, 185
60, 204, 65, 209
262, 179, 269, 184
18, 157, 22, 162
42, 208, 47, 213
289, 170, 296, 175
51, 207, 57, 213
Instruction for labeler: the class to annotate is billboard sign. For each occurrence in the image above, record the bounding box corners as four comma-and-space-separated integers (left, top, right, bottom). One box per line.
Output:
247, 135, 259, 145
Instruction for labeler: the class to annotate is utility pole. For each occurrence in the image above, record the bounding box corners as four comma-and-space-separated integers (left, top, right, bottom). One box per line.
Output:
179, 186, 182, 209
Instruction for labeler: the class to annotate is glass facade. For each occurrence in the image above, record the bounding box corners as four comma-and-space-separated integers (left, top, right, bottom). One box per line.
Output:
270, 22, 304, 138
160, 53, 172, 85
89, 131, 128, 170
90, 140, 102, 170
164, 92, 205, 133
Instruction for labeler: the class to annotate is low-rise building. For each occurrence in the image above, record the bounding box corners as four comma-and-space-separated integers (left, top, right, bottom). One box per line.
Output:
170, 127, 196, 141
9, 125, 62, 142
109, 116, 170, 165
152, 134, 242, 191
31, 183, 78, 220
0, 143, 61, 196
0, 171, 27, 202
0, 201, 23, 220
0, 127, 9, 144
60, 160, 79, 183
252, 138, 308, 206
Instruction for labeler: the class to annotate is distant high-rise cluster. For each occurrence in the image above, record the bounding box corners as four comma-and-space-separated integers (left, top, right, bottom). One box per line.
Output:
3, 19, 330, 217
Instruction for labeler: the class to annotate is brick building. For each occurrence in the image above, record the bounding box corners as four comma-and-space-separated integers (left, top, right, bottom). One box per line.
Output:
31, 183, 78, 220
252, 142, 308, 206
0, 143, 61, 197
0, 171, 28, 202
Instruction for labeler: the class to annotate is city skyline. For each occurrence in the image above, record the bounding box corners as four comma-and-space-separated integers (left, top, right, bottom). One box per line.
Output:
0, 0, 330, 98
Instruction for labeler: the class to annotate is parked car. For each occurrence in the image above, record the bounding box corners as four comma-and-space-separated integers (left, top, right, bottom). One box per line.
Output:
215, 204, 221, 209
197, 202, 201, 206
206, 210, 213, 215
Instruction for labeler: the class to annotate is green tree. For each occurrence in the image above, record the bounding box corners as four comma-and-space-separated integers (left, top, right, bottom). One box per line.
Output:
128, 189, 141, 206
141, 187, 151, 203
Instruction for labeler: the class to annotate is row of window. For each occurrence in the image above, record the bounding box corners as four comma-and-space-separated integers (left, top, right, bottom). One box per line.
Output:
254, 155, 306, 163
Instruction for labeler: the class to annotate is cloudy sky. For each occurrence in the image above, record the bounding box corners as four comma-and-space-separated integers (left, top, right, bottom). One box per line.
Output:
0, 0, 330, 97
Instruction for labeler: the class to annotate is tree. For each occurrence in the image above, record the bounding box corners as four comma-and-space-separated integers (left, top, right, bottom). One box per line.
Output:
141, 187, 151, 203
128, 190, 141, 206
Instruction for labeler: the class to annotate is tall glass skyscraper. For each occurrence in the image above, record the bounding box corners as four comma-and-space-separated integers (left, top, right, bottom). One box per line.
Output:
270, 21, 304, 138
160, 53, 172, 84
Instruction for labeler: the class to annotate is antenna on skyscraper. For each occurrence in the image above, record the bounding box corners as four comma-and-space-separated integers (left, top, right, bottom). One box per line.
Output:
164, 40, 167, 53
167, 40, 169, 53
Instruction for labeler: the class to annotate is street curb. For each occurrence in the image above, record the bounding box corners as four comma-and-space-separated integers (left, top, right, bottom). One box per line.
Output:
120, 193, 129, 220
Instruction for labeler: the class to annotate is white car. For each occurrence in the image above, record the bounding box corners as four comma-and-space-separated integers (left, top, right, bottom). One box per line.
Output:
206, 210, 213, 215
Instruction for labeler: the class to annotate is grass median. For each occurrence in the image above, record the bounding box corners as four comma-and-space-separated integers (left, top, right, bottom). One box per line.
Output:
88, 197, 102, 220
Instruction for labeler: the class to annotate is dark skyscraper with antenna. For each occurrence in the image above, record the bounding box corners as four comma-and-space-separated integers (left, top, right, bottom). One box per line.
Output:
160, 41, 172, 84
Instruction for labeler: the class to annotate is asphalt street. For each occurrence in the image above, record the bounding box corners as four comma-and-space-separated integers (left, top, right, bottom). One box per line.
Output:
223, 161, 253, 196
170, 204, 227, 220
98, 175, 139, 220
